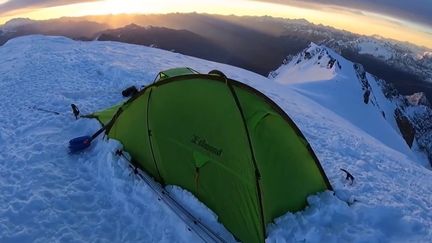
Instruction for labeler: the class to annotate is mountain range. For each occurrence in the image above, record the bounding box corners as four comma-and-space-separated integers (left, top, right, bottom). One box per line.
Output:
1, 13, 431, 102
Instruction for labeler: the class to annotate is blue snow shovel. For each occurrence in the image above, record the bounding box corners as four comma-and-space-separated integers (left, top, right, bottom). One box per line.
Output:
69, 125, 107, 153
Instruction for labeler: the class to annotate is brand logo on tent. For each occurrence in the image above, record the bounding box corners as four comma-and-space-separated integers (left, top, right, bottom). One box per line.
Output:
191, 135, 223, 156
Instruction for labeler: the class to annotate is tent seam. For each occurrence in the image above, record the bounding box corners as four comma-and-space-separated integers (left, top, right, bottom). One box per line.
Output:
226, 79, 267, 242
146, 87, 165, 184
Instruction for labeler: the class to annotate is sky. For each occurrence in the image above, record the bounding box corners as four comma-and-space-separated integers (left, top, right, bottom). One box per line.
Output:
0, 0, 431, 48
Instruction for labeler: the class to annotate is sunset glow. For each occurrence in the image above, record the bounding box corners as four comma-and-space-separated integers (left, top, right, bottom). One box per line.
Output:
0, 0, 431, 48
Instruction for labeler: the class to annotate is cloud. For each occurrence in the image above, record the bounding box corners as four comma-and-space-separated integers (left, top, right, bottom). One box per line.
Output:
0, 0, 102, 15
252, 0, 432, 27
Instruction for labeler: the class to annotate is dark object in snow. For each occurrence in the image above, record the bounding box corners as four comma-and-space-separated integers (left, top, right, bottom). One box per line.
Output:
68, 124, 108, 153
31, 106, 60, 115
122, 86, 139, 97
340, 168, 355, 185
71, 104, 80, 119
69, 136, 91, 153
363, 90, 371, 104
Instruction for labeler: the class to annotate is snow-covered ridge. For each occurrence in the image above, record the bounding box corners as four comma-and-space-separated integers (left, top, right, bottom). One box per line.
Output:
355, 37, 394, 60
269, 43, 341, 83
271, 43, 432, 167
1, 35, 432, 242
331, 36, 432, 83
1, 18, 34, 32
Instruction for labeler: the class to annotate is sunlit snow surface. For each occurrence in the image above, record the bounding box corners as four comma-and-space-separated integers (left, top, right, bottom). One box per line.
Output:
0, 36, 431, 242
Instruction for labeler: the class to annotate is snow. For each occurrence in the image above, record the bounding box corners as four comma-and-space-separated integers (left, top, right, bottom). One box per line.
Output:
263, 87, 432, 242
356, 38, 393, 60
272, 43, 337, 84
272, 44, 415, 161
416, 52, 432, 61
1, 35, 432, 242
423, 52, 432, 59
406, 92, 431, 107
0, 35, 246, 243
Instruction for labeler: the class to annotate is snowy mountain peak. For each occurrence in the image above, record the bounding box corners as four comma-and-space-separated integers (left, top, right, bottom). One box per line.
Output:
269, 43, 341, 83
302, 43, 342, 71
269, 43, 432, 167
2, 18, 34, 31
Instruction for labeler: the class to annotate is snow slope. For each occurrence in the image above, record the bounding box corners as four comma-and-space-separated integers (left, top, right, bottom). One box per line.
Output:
270, 43, 417, 160
0, 35, 431, 242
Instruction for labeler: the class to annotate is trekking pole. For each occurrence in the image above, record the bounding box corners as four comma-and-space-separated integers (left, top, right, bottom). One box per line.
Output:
31, 105, 80, 118
30, 106, 61, 115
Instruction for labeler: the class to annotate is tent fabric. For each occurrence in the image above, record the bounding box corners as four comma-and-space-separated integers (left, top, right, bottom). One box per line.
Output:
155, 67, 198, 82
91, 69, 332, 243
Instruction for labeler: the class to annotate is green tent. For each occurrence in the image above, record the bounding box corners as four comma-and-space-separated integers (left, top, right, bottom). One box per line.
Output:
153, 67, 199, 82
90, 68, 332, 242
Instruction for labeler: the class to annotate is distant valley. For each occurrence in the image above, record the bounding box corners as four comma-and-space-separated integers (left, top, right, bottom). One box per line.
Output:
1, 13, 431, 100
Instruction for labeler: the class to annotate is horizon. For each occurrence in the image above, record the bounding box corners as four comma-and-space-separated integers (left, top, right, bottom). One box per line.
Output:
2, 12, 431, 51
0, 0, 431, 49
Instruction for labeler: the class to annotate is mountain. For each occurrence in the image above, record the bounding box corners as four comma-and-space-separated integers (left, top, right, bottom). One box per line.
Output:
0, 17, 108, 45
82, 14, 432, 82
1, 35, 431, 242
97, 24, 242, 66
93, 14, 310, 75
270, 43, 432, 166
2, 18, 35, 31
2, 13, 431, 103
